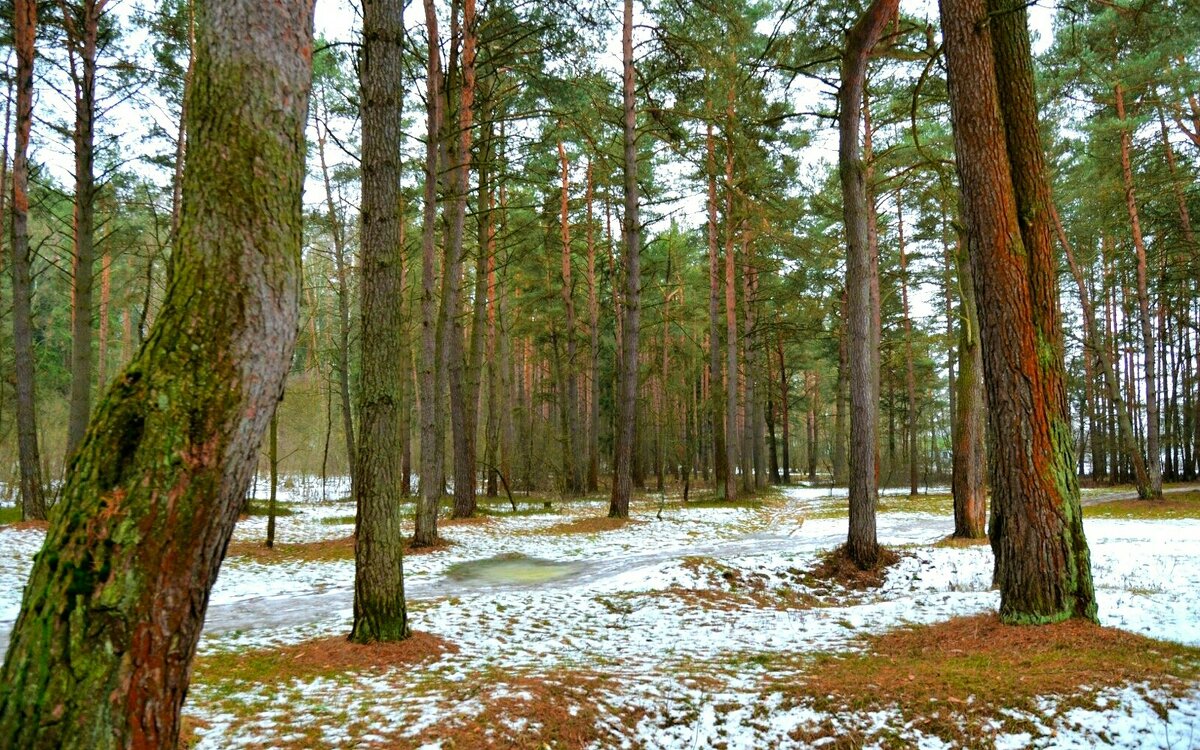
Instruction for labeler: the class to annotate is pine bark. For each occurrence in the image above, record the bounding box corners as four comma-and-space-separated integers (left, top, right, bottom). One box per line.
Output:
706, 118, 728, 497
0, 0, 314, 741
609, 0, 641, 519
351, 0, 409, 643
840, 0, 897, 568
416, 0, 445, 545
942, 0, 1096, 622
9, 0, 46, 521
951, 225, 987, 538
65, 0, 104, 461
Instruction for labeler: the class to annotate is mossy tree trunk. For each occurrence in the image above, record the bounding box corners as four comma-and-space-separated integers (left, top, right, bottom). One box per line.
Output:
351, 0, 409, 643
0, 0, 314, 743
9, 0, 47, 522
941, 0, 1096, 623
840, 0, 898, 569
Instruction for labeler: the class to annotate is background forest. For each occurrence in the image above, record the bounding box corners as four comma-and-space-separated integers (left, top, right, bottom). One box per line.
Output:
0, 0, 1196, 507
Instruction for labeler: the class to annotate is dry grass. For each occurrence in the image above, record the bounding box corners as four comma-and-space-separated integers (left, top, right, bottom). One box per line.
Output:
804, 544, 902, 590
2, 519, 50, 531
779, 613, 1200, 745
412, 670, 636, 749
537, 516, 642, 535
192, 631, 457, 686
226, 535, 354, 563
177, 715, 211, 749
933, 534, 990, 548
440, 514, 494, 527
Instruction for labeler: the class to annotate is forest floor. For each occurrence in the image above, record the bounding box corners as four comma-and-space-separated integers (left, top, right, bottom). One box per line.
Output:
1, 479, 1199, 749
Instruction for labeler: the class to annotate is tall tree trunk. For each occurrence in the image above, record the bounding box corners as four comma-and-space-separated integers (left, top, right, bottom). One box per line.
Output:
556, 137, 580, 496
951, 224, 987, 538
586, 159, 601, 491
1114, 82, 1163, 498
609, 0, 641, 519
839, 0, 897, 568
65, 0, 104, 461
416, 0, 445, 546
0, 0, 313, 740
444, 0, 478, 520
832, 290, 848, 484
898, 193, 919, 496
315, 102, 356, 491
723, 97, 740, 501
941, 0, 1096, 622
1054, 209, 1151, 495
778, 331, 791, 484
352, 0, 409, 643
9, 0, 46, 521
706, 117, 728, 497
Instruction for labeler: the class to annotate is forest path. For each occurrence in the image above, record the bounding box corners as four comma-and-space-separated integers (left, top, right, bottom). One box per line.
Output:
1080, 482, 1200, 506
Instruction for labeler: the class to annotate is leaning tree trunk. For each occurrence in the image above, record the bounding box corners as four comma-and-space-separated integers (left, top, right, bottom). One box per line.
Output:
351, 0, 409, 644
839, 0, 897, 569
0, 0, 314, 743
941, 0, 1096, 623
8, 0, 46, 522
609, 0, 641, 519
951, 223, 987, 539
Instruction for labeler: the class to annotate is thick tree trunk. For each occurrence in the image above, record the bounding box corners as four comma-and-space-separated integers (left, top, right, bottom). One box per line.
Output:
832, 290, 848, 484
1115, 83, 1163, 498
8, 0, 46, 521
942, 0, 1096, 623
0, 1, 313, 742
416, 0, 445, 546
951, 226, 987, 539
65, 0, 102, 461
352, 0, 409, 643
609, 0, 640, 519
97, 252, 111, 390
840, 0, 897, 569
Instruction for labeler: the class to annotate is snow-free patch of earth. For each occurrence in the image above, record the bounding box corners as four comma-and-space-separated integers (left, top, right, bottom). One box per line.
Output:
2, 479, 1199, 748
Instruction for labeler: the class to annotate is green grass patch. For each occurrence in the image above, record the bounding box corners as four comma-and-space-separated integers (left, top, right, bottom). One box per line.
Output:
0, 506, 23, 525
876, 492, 953, 515
1085, 491, 1200, 520
241, 499, 296, 517
319, 515, 357, 525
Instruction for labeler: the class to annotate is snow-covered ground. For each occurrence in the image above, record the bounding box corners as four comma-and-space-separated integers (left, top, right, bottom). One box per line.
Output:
1, 481, 1198, 748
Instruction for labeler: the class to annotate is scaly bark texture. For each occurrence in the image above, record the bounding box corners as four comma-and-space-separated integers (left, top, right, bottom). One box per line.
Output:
351, 0, 409, 643
839, 0, 897, 569
609, 0, 641, 519
9, 0, 46, 522
941, 0, 1096, 623
0, 0, 314, 742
